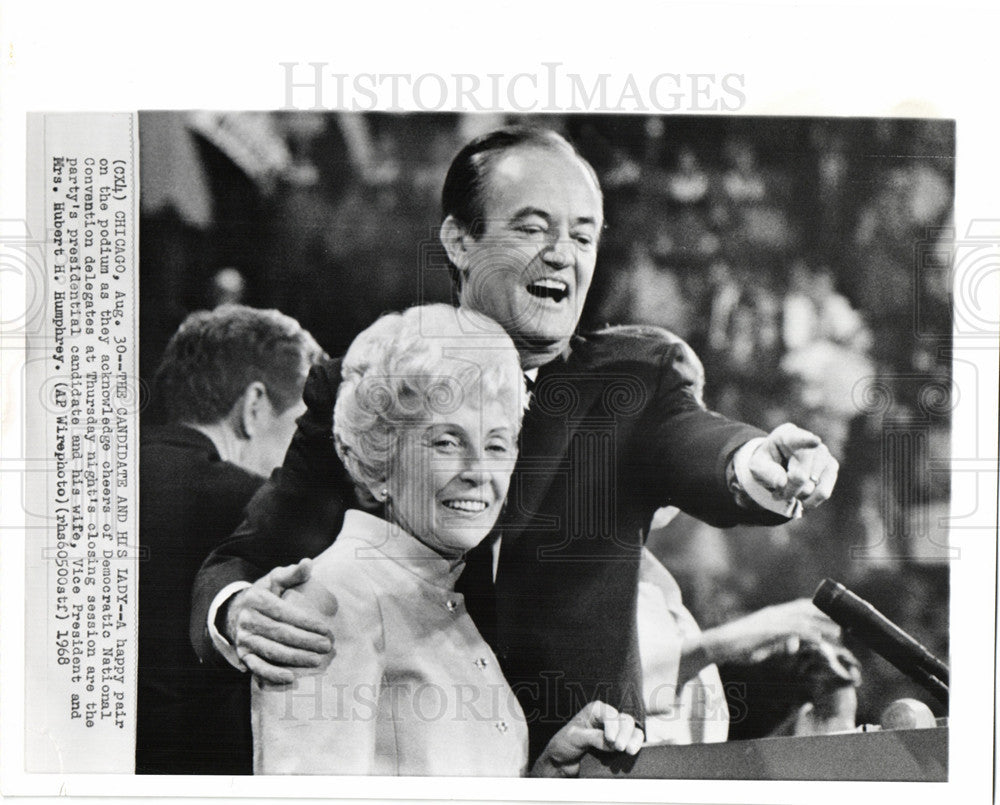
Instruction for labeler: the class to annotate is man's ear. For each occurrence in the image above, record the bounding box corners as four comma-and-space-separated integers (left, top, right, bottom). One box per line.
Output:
440, 215, 470, 275
237, 381, 269, 439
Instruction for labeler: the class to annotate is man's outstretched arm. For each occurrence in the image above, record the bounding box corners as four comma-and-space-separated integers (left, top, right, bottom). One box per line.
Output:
635, 334, 838, 526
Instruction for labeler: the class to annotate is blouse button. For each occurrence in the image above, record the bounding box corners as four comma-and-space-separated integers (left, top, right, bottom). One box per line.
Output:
445, 599, 458, 612
495, 720, 508, 734
474, 657, 488, 670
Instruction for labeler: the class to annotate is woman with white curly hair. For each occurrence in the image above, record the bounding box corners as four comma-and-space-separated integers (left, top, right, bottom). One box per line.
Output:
252, 304, 643, 776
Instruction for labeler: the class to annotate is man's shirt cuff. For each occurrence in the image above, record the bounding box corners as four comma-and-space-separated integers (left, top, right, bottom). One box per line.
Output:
207, 581, 252, 671
731, 438, 803, 519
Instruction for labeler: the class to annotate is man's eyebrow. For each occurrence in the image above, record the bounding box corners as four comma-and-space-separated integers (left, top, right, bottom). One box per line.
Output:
509, 206, 551, 222
509, 207, 599, 228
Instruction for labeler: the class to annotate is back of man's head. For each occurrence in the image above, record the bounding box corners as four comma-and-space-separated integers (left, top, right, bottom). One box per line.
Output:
153, 305, 323, 427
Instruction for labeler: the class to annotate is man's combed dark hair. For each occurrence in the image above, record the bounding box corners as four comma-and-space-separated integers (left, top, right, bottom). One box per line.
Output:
152, 304, 324, 425
441, 125, 602, 238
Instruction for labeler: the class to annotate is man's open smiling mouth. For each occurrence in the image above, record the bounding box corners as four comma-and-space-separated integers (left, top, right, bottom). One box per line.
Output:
526, 278, 569, 302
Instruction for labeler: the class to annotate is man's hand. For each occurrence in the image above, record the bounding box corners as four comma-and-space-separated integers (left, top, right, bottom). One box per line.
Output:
531, 701, 644, 778
223, 558, 335, 684
749, 423, 839, 509
685, 599, 841, 674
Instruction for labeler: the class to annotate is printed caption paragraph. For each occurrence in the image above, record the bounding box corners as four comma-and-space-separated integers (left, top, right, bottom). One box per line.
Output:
25, 114, 139, 773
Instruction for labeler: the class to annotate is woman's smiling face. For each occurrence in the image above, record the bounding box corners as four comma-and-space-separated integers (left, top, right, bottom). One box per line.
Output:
386, 397, 518, 558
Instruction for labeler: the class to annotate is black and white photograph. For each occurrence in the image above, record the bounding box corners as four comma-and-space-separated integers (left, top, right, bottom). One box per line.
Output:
134, 111, 954, 778
1, 3, 997, 804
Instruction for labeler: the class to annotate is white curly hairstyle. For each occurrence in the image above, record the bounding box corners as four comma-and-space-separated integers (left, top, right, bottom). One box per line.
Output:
333, 304, 527, 498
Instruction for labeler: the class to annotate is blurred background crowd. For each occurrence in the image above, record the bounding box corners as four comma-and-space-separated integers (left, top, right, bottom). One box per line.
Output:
139, 111, 954, 729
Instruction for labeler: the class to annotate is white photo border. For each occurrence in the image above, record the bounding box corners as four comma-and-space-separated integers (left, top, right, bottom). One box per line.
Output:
1, 2, 997, 804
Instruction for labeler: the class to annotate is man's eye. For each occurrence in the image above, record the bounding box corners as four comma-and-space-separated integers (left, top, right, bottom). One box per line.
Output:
517, 224, 545, 235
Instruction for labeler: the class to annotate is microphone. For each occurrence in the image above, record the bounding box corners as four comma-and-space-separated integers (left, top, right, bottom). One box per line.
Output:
812, 579, 949, 705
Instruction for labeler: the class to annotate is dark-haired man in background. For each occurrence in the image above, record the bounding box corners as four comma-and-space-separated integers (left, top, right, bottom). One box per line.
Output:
191, 127, 839, 761
137, 305, 323, 774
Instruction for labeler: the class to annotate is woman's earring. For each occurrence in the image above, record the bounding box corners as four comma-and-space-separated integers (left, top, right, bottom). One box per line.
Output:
378, 487, 389, 502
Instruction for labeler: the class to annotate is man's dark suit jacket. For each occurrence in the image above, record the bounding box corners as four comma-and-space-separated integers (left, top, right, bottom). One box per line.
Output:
138, 424, 263, 774
191, 327, 782, 761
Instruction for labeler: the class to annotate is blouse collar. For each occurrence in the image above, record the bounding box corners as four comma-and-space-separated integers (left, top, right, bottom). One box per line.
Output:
340, 509, 466, 591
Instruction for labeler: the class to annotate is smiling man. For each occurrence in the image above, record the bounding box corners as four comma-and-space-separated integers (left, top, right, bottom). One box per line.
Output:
190, 126, 838, 763
439, 137, 602, 368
